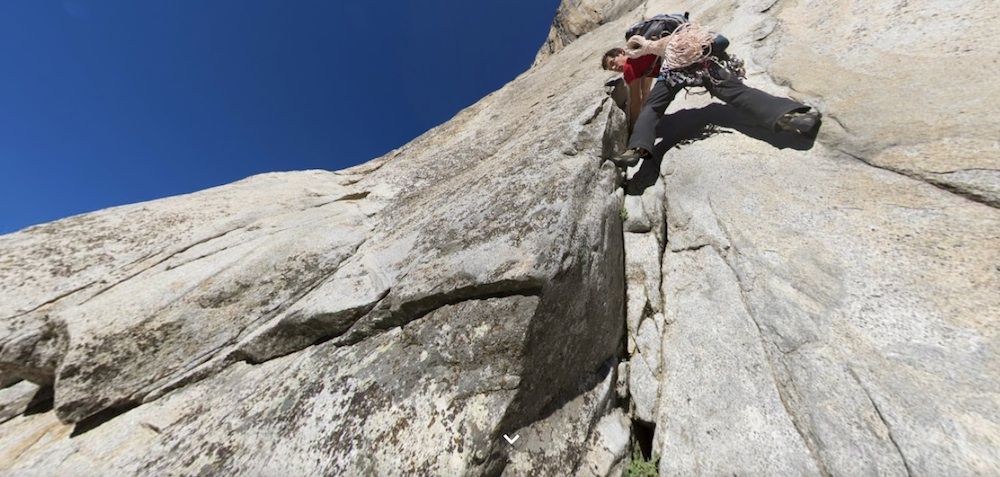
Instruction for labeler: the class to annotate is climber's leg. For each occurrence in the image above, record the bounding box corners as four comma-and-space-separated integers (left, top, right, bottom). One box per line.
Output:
627, 80, 682, 154
705, 65, 811, 131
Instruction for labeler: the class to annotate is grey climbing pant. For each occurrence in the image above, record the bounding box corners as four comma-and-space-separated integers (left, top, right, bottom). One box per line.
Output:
627, 65, 808, 153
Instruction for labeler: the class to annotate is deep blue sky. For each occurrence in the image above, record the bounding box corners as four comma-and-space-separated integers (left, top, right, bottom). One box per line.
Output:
0, 1, 560, 234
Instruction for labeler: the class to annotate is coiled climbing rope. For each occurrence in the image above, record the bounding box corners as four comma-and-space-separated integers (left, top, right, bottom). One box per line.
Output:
624, 22, 716, 70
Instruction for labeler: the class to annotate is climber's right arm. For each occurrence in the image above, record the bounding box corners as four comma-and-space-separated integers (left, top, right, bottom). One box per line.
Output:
625, 35, 670, 58
627, 79, 643, 130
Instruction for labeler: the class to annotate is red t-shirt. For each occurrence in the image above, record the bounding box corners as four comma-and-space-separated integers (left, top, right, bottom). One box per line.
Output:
622, 54, 659, 83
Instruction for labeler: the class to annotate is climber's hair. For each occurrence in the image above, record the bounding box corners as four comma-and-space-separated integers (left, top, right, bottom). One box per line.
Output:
601, 48, 624, 70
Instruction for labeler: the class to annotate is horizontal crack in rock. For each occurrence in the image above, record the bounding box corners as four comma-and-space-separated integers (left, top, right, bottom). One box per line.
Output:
5, 280, 99, 321
336, 278, 545, 348
80, 225, 247, 305
835, 149, 998, 209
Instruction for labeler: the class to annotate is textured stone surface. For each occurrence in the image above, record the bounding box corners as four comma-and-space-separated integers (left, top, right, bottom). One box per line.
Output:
763, 0, 1000, 207
640, 0, 1000, 206
0, 381, 39, 425
577, 408, 631, 477
0, 11, 632, 472
623, 232, 661, 352
659, 246, 822, 475
2, 0, 999, 474
602, 0, 1000, 474
534, 0, 645, 65
503, 364, 618, 476
657, 133, 999, 475
626, 355, 657, 425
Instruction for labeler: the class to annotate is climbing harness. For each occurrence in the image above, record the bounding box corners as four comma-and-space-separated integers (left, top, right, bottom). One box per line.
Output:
661, 55, 747, 90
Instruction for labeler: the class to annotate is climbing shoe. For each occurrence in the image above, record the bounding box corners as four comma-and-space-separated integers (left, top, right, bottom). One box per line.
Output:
777, 109, 822, 135
612, 148, 649, 168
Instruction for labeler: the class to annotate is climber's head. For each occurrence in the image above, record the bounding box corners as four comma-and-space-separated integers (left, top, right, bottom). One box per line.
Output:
601, 48, 627, 72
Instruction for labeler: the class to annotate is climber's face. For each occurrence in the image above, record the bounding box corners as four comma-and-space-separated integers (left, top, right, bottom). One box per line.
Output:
605, 54, 627, 72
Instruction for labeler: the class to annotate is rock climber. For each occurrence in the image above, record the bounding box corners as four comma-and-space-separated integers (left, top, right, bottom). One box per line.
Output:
601, 18, 821, 167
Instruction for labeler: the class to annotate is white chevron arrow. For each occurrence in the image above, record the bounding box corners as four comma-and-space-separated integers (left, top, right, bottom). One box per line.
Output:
503, 434, 520, 445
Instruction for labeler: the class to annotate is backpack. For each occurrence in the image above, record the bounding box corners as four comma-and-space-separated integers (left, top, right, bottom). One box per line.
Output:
624, 13, 690, 41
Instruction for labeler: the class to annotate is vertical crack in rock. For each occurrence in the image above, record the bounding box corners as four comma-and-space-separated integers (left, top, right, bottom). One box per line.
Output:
582, 97, 610, 126
7, 0, 995, 473
481, 163, 626, 475
631, 419, 655, 461
610, 59, 669, 465
707, 203, 831, 476
849, 368, 915, 477
572, 371, 628, 477
760, 0, 781, 14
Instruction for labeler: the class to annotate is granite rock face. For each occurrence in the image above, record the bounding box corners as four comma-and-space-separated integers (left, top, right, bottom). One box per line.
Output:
618, 0, 999, 474
2, 0, 999, 475
534, 0, 645, 65
0, 381, 39, 425
0, 18, 630, 473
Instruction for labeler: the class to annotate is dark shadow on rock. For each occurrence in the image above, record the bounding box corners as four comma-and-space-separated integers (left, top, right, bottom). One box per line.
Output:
70, 402, 138, 437
625, 155, 662, 196
627, 102, 821, 196
486, 357, 618, 476
652, 102, 818, 159
23, 384, 54, 416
